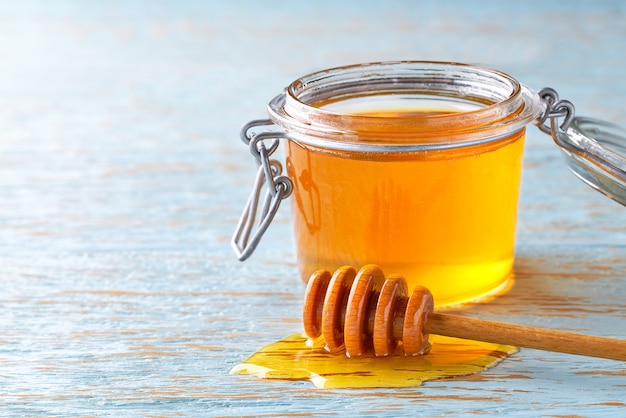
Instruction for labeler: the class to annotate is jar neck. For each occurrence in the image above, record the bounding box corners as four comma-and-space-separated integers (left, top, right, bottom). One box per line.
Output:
268, 61, 543, 152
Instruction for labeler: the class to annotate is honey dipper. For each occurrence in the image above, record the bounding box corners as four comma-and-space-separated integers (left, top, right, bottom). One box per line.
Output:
303, 265, 626, 361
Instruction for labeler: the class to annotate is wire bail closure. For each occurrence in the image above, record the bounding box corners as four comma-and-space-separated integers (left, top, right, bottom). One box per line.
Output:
232, 86, 626, 261
231, 119, 293, 261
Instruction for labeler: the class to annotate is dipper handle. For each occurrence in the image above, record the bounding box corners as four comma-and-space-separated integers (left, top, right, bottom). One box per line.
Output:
425, 313, 626, 361
304, 265, 626, 361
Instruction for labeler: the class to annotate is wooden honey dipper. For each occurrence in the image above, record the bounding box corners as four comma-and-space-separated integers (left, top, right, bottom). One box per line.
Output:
303, 265, 626, 360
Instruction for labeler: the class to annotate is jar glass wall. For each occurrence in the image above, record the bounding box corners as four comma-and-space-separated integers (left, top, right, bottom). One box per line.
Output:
268, 61, 542, 306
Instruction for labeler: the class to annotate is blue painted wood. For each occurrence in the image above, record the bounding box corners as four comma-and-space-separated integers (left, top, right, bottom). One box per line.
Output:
0, 0, 624, 415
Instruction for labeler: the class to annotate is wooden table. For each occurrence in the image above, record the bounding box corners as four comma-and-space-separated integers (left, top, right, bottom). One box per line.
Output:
0, 1, 624, 415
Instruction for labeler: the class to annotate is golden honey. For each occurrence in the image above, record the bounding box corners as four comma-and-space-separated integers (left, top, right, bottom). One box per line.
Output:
265, 61, 543, 306
231, 333, 518, 388
286, 106, 525, 306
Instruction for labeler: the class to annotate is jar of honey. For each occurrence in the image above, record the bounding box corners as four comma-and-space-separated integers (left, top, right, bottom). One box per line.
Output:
232, 61, 626, 306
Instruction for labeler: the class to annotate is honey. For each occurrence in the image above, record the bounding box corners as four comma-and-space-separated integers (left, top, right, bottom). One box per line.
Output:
230, 333, 517, 389
262, 62, 542, 306
286, 102, 525, 306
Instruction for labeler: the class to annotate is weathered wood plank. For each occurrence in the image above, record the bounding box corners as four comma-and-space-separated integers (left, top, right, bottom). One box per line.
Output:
0, 1, 624, 415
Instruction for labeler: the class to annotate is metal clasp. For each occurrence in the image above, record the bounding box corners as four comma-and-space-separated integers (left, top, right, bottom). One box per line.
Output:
534, 87, 576, 137
231, 119, 293, 261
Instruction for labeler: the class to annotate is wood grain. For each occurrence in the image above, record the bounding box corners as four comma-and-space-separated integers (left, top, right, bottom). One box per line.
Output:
0, 1, 625, 416
426, 313, 626, 362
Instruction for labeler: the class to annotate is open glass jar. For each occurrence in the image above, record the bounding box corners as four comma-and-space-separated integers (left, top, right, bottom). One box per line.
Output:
232, 61, 626, 307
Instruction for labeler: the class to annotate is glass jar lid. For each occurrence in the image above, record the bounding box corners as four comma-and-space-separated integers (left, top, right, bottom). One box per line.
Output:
554, 116, 626, 206
533, 87, 626, 207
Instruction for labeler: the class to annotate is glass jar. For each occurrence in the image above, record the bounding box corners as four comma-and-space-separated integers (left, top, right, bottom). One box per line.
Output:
233, 60, 626, 307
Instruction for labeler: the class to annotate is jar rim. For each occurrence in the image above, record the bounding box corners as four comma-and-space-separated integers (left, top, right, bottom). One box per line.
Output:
268, 60, 543, 152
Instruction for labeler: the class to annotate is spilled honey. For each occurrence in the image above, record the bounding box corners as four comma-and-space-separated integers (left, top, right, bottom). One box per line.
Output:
231, 334, 517, 389
285, 99, 525, 306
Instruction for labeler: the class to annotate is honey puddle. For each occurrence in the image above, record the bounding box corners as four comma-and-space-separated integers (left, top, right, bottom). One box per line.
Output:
231, 334, 517, 388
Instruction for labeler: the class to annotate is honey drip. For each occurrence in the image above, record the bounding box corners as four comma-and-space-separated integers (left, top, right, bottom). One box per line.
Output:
230, 334, 517, 389
232, 264, 518, 389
